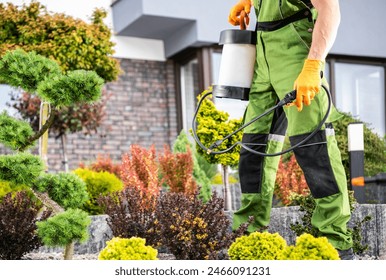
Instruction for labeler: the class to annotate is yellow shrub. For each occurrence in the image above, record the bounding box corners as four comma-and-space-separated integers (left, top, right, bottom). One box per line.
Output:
0, 180, 31, 203
229, 232, 340, 260
279, 233, 340, 260
98, 237, 158, 260
228, 232, 287, 260
73, 168, 123, 214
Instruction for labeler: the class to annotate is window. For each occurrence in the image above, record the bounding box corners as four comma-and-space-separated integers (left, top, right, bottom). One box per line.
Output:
331, 61, 385, 136
180, 58, 199, 134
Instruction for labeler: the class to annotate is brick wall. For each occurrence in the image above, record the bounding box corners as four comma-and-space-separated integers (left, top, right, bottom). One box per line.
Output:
0, 58, 179, 172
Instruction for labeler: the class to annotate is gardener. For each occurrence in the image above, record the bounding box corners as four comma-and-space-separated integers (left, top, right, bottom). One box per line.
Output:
228, 0, 355, 260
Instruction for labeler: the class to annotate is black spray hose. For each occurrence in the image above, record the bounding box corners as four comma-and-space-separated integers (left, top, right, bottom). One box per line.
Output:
192, 84, 331, 157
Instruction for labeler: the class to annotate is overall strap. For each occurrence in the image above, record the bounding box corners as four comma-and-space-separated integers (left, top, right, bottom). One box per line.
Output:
300, 0, 313, 8
256, 8, 312, 32
255, 0, 314, 32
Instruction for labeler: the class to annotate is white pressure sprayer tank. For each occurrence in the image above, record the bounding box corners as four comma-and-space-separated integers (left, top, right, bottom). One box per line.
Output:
213, 29, 257, 101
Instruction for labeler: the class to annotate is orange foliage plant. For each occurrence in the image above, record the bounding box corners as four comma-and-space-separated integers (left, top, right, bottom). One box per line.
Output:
274, 154, 310, 205
158, 145, 197, 195
120, 145, 162, 202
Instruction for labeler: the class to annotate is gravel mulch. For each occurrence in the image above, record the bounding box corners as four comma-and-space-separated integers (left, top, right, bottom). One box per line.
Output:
22, 252, 175, 260
22, 252, 384, 260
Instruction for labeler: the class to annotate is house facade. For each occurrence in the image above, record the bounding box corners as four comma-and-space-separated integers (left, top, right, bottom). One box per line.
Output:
1, 0, 385, 172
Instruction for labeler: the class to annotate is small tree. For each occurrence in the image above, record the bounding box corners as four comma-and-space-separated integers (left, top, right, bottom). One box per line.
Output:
191, 88, 242, 210
0, 49, 103, 259
36, 209, 91, 259
34, 173, 89, 259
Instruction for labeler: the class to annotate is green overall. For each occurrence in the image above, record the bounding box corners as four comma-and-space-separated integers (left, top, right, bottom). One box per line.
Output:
232, 0, 353, 250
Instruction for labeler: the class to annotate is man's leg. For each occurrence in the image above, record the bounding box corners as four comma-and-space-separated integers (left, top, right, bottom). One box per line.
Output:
289, 124, 353, 251
232, 94, 287, 232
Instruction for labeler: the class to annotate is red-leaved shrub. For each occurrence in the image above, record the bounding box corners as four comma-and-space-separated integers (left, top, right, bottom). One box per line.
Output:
98, 187, 161, 247
274, 154, 309, 205
120, 145, 162, 203
158, 145, 197, 195
0, 191, 51, 259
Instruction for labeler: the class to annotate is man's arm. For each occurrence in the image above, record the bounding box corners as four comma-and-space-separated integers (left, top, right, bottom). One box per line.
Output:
293, 0, 340, 111
308, 0, 341, 61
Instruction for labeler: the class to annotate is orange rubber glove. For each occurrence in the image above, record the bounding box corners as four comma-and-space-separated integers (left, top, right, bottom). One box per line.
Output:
228, 0, 252, 29
293, 59, 323, 112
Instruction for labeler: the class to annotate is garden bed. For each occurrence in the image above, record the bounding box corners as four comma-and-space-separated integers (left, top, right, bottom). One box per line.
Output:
35, 204, 386, 259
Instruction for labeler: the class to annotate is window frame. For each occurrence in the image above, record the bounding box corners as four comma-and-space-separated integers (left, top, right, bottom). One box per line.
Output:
326, 54, 386, 135
172, 45, 220, 133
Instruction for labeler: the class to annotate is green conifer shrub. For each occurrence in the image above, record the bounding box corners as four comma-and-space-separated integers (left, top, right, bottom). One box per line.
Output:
34, 172, 89, 210
0, 153, 45, 185
0, 48, 62, 92
0, 48, 104, 260
0, 111, 34, 151
36, 69, 104, 107
36, 208, 91, 247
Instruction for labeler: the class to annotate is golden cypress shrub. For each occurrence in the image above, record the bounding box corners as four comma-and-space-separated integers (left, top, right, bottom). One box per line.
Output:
98, 237, 158, 260
228, 232, 287, 260
280, 233, 340, 260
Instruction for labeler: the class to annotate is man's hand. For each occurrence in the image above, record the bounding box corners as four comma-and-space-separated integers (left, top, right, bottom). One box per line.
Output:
228, 0, 252, 29
293, 59, 323, 112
